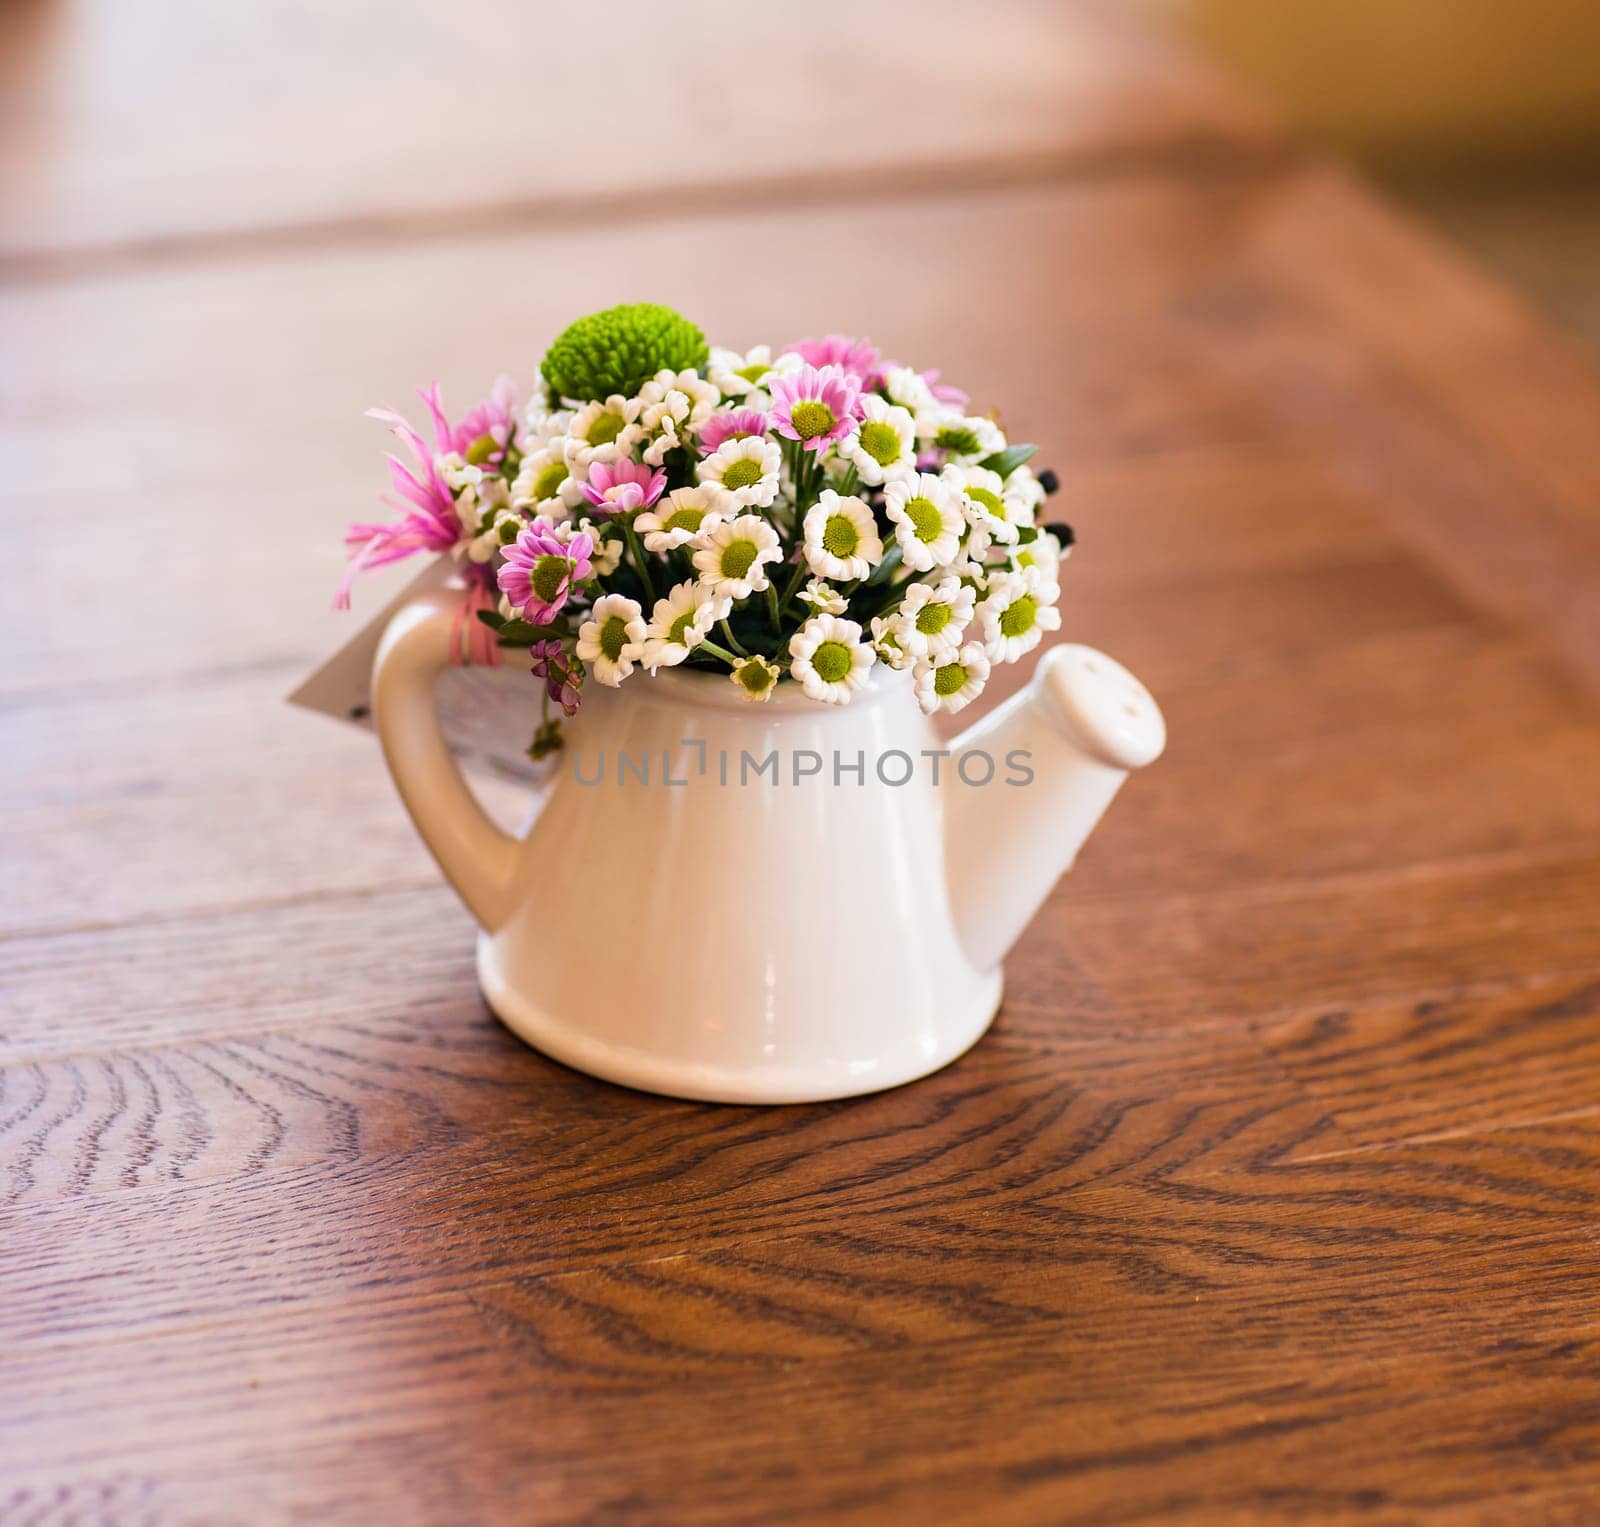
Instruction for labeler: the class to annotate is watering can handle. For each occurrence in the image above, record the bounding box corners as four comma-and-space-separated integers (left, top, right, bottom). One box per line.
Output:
371, 594, 519, 931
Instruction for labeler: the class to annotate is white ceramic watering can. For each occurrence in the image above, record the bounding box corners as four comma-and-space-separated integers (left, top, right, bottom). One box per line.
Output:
373, 593, 1165, 1103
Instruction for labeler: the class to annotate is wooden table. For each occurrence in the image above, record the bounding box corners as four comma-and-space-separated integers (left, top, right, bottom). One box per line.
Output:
6, 3, 1600, 1520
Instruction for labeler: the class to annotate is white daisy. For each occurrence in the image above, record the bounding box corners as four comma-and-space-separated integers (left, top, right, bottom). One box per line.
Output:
914, 642, 991, 716
564, 518, 624, 578
691, 514, 784, 600
697, 435, 783, 512
483, 502, 530, 555
439, 457, 499, 559
462, 479, 516, 564
634, 485, 726, 554
641, 422, 685, 468
438, 454, 484, 497
638, 368, 720, 465
640, 581, 731, 671
884, 473, 965, 572
575, 593, 647, 687
838, 394, 917, 486
882, 366, 943, 436
564, 394, 644, 471
944, 464, 1019, 545
978, 566, 1062, 664
512, 443, 586, 519
870, 613, 912, 671
707, 345, 801, 400
640, 368, 719, 427
948, 515, 995, 579
1010, 528, 1068, 580
522, 400, 574, 449
788, 613, 875, 706
797, 578, 847, 615
1005, 462, 1048, 521
441, 460, 483, 525
802, 489, 883, 582
893, 575, 976, 663
729, 654, 783, 703
931, 413, 1006, 464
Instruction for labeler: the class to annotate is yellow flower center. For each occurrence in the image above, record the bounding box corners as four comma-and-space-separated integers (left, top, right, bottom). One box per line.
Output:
599, 615, 629, 663
790, 400, 835, 440
858, 421, 902, 466
905, 497, 943, 543
737, 661, 774, 694
532, 460, 569, 500
966, 486, 1005, 519
935, 424, 982, 456
811, 640, 853, 684
530, 554, 569, 604
720, 457, 765, 491
822, 513, 859, 559
934, 661, 968, 697
586, 410, 626, 447
720, 540, 759, 580
999, 595, 1038, 639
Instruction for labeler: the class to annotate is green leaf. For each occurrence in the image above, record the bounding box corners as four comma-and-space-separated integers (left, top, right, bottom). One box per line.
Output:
494, 618, 565, 646
978, 443, 1037, 480
864, 544, 904, 587
475, 608, 506, 630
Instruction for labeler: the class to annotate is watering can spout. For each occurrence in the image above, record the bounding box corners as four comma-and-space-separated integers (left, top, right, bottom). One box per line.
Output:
943, 644, 1166, 972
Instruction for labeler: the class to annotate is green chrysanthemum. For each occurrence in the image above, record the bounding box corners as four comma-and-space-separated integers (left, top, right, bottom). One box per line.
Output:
540, 303, 709, 403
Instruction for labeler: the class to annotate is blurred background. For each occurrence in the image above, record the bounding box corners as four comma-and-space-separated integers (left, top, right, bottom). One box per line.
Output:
1173, 0, 1600, 345
3, 0, 1595, 744
7, 0, 1598, 345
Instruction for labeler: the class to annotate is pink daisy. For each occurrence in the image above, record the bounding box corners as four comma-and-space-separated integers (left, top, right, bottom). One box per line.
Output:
498, 518, 594, 624
697, 407, 766, 453
877, 358, 970, 411
335, 379, 521, 610
787, 335, 881, 385
581, 459, 667, 515
768, 364, 862, 454
417, 375, 519, 468
336, 404, 463, 609
921, 368, 968, 409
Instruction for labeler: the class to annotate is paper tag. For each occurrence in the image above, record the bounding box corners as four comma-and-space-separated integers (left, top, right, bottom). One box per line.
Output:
286, 557, 548, 784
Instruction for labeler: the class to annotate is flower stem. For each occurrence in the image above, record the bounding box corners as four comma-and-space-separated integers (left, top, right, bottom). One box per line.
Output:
697, 639, 740, 668
719, 618, 751, 657
779, 556, 809, 611
798, 447, 817, 511
786, 439, 802, 501
621, 518, 657, 607
764, 583, 782, 633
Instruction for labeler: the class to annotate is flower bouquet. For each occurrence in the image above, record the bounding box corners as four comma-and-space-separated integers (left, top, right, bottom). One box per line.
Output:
333, 303, 1168, 1102
339, 303, 1071, 757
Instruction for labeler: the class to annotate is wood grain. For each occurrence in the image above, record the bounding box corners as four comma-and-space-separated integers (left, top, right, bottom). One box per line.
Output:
8, 2, 1600, 1520
1178, 165, 1600, 688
